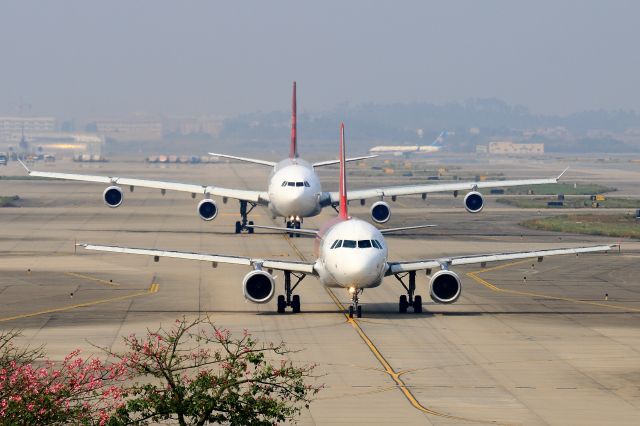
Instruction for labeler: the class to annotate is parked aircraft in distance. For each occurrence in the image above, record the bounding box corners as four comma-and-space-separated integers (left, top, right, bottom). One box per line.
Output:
20, 83, 567, 234
369, 130, 449, 156
77, 123, 615, 317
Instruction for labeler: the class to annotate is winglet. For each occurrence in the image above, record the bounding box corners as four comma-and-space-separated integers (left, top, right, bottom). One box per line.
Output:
339, 122, 349, 220
17, 158, 31, 173
289, 81, 298, 159
556, 167, 569, 181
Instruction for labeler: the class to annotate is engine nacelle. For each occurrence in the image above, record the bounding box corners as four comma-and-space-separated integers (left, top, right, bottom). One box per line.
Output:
197, 199, 218, 221
429, 270, 462, 304
463, 191, 484, 214
242, 270, 275, 304
103, 186, 123, 208
370, 201, 391, 224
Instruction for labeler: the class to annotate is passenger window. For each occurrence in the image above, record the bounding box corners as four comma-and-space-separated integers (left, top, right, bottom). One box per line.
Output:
281, 181, 287, 187
358, 240, 372, 248
342, 240, 356, 248
296, 182, 304, 187
304, 181, 310, 187
288, 182, 295, 186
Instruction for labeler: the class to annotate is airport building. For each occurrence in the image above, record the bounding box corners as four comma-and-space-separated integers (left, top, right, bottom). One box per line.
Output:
0, 116, 56, 143
95, 117, 163, 142
487, 141, 544, 154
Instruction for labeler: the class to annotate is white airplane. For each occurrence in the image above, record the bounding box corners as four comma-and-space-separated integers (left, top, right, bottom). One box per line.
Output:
19, 82, 567, 235
369, 130, 449, 156
77, 123, 615, 317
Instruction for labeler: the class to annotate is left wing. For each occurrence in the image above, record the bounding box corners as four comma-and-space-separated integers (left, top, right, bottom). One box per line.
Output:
329, 168, 568, 203
79, 244, 316, 274
387, 244, 616, 275
313, 155, 378, 168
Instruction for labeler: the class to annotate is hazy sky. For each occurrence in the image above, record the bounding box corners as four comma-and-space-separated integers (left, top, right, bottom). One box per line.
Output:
1, 1, 639, 118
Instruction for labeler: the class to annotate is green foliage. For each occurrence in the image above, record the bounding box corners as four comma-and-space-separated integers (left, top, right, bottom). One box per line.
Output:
522, 214, 640, 239
501, 183, 614, 196
0, 195, 20, 207
497, 196, 640, 209
102, 316, 321, 426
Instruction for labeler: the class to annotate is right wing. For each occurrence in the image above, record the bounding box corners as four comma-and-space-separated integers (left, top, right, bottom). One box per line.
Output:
79, 244, 316, 275
312, 155, 378, 168
208, 152, 276, 167
19, 160, 269, 204
387, 244, 616, 274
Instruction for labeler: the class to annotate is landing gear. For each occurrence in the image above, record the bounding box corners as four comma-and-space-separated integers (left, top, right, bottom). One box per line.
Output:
235, 201, 257, 234
276, 271, 306, 313
394, 271, 422, 314
285, 217, 302, 238
348, 288, 363, 318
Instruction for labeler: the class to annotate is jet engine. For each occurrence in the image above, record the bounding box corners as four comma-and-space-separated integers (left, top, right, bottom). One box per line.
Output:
242, 270, 275, 303
103, 186, 124, 208
429, 270, 462, 304
370, 201, 391, 224
197, 199, 218, 221
463, 191, 484, 213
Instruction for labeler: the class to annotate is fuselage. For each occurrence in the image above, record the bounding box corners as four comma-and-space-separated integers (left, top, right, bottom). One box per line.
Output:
267, 158, 323, 220
313, 217, 388, 289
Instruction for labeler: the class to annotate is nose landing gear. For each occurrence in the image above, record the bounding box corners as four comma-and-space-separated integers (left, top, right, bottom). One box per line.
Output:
394, 271, 422, 313
235, 200, 257, 234
348, 288, 363, 318
285, 216, 302, 237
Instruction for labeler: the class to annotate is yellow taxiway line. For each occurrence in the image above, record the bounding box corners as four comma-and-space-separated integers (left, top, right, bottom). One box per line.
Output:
0, 280, 159, 323
65, 271, 121, 287
467, 260, 640, 313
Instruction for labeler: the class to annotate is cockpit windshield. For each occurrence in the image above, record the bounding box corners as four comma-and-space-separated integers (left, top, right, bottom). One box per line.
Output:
330, 239, 383, 249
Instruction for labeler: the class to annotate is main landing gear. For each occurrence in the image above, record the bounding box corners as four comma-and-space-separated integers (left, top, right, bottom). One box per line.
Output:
277, 271, 307, 313
393, 271, 422, 313
285, 217, 302, 238
235, 200, 256, 234
348, 288, 363, 318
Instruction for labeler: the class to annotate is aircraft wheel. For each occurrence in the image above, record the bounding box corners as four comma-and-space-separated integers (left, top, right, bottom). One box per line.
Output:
295, 222, 301, 238
291, 295, 301, 313
413, 295, 422, 313
235, 221, 242, 234
248, 221, 254, 234
356, 305, 362, 318
277, 295, 286, 314
399, 295, 408, 313
348, 306, 354, 318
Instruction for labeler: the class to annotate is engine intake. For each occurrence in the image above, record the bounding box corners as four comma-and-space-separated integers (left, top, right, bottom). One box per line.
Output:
370, 201, 391, 224
197, 199, 218, 221
429, 270, 462, 304
242, 270, 275, 304
464, 191, 484, 213
103, 186, 123, 208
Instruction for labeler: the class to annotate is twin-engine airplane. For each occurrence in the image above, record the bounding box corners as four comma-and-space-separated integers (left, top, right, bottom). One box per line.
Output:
77, 123, 615, 318
20, 82, 567, 235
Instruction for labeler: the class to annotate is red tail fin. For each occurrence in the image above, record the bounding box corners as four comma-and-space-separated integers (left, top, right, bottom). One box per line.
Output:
339, 122, 349, 219
289, 81, 298, 159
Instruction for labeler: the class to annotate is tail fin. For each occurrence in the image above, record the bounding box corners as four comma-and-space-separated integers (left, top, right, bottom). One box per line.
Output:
289, 81, 298, 159
339, 122, 349, 219
432, 131, 447, 147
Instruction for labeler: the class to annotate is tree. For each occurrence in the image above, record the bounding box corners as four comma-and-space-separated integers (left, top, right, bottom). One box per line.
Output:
104, 316, 321, 425
0, 329, 128, 425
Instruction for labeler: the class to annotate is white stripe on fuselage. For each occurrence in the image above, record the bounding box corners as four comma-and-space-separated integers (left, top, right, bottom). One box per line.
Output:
316, 219, 388, 289
267, 158, 322, 218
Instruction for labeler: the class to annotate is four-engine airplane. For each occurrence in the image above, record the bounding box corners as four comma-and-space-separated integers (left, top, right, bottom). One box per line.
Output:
76, 123, 615, 317
19, 82, 568, 235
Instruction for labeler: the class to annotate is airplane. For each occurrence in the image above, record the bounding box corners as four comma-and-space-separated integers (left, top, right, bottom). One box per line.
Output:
19, 82, 567, 235
369, 130, 448, 156
76, 123, 615, 318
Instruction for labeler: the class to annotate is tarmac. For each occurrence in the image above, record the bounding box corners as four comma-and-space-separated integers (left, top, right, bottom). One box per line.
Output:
1, 157, 639, 425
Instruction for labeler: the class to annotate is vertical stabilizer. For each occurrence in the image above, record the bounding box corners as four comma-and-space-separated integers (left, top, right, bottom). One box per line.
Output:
339, 122, 349, 219
289, 81, 298, 159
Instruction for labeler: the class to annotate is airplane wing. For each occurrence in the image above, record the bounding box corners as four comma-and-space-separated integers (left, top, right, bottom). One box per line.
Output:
19, 160, 269, 204
207, 153, 276, 167
328, 168, 568, 203
312, 155, 378, 168
387, 244, 616, 275
379, 224, 437, 234
246, 224, 319, 236
78, 244, 316, 275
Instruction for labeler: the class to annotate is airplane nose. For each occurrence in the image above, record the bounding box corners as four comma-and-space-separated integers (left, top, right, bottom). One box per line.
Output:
333, 253, 382, 286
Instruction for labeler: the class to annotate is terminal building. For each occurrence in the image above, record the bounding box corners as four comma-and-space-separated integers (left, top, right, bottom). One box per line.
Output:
95, 118, 163, 142
485, 141, 544, 155
0, 116, 56, 143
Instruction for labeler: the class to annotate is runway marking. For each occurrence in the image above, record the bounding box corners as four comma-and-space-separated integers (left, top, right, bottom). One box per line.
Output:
65, 272, 120, 287
282, 234, 499, 424
467, 260, 640, 313
0, 282, 159, 323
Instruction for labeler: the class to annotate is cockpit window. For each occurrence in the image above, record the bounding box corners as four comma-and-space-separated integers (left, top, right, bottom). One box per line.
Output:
281, 181, 287, 187
296, 182, 304, 187
330, 240, 342, 249
287, 182, 295, 186
358, 240, 372, 248
304, 181, 310, 187
372, 240, 383, 249
342, 240, 357, 248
